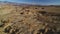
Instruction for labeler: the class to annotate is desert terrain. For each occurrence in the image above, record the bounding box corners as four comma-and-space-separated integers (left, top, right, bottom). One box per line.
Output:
0, 2, 60, 34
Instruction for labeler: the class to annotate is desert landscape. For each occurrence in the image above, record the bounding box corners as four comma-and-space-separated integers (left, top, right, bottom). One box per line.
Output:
0, 2, 60, 34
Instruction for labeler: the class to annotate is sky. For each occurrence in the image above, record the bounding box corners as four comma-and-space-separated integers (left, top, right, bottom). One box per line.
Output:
0, 0, 60, 5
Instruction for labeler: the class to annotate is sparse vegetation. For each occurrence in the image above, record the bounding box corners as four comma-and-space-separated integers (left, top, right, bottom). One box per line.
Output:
0, 2, 60, 34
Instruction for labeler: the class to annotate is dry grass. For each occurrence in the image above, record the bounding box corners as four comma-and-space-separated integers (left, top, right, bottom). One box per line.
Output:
0, 3, 60, 34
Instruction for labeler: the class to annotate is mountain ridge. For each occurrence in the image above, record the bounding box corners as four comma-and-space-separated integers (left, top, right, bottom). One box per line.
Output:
0, 1, 60, 7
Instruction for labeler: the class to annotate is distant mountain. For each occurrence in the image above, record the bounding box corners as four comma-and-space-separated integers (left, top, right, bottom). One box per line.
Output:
0, 1, 34, 6
0, 1, 44, 6
0, 1, 60, 6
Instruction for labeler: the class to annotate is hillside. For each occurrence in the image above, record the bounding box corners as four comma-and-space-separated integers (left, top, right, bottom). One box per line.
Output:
0, 1, 60, 34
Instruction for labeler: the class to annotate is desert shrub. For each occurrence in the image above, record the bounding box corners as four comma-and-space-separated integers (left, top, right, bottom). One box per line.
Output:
35, 8, 37, 9
38, 11, 47, 14
42, 8, 44, 9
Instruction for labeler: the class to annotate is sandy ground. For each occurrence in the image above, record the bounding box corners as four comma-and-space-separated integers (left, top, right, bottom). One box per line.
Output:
0, 3, 60, 34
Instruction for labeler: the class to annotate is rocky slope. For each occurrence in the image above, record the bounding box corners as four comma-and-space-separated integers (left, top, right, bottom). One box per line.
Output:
0, 1, 60, 34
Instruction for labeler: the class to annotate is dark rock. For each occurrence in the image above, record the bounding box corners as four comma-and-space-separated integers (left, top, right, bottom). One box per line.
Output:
46, 29, 54, 34
37, 29, 45, 34
0, 22, 4, 27
4, 26, 12, 33
10, 30, 16, 34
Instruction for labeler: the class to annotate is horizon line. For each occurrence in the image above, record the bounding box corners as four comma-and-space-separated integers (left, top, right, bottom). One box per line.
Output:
0, 1, 60, 6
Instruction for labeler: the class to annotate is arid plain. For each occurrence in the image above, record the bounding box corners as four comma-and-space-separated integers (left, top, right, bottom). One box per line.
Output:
0, 2, 60, 34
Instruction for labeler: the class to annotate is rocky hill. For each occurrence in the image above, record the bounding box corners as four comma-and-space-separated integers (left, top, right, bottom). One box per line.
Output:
0, 1, 60, 34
